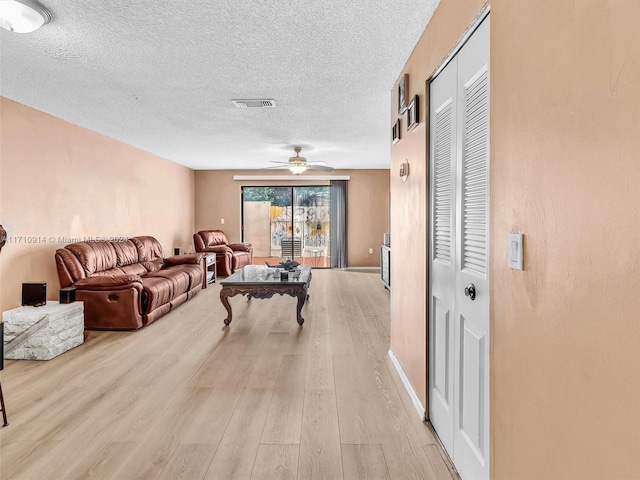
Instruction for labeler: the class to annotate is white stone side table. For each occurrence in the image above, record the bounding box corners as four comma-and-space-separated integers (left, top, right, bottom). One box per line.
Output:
2, 301, 84, 361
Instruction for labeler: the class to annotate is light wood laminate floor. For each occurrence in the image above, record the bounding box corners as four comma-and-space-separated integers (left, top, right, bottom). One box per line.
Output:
0, 269, 458, 480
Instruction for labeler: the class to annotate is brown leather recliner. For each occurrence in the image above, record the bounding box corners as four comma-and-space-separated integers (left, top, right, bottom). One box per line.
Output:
55, 236, 204, 330
193, 230, 253, 277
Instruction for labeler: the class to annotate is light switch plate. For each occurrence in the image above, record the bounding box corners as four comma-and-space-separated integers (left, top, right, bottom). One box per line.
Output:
508, 233, 523, 270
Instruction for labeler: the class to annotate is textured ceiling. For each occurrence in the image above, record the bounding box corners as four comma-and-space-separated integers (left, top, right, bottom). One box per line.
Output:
0, 0, 440, 170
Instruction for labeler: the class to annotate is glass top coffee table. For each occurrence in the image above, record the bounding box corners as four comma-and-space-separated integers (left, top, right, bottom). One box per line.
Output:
219, 265, 312, 326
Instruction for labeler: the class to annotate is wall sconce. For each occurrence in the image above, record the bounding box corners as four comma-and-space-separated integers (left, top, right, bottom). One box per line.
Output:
400, 160, 410, 182
0, 0, 51, 33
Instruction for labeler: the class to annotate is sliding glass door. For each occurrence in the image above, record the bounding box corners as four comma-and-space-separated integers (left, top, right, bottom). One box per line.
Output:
242, 186, 331, 268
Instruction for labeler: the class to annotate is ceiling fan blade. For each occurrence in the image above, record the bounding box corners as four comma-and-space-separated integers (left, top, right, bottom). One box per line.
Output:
265, 147, 332, 172
261, 165, 288, 170
307, 164, 334, 171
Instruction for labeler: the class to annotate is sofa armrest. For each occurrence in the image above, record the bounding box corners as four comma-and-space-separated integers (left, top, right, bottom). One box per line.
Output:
164, 253, 204, 266
200, 245, 233, 254
73, 274, 144, 330
74, 274, 143, 291
193, 233, 206, 252
229, 242, 253, 253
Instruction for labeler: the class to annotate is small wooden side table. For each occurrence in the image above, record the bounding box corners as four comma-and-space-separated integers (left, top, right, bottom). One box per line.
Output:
205, 253, 217, 286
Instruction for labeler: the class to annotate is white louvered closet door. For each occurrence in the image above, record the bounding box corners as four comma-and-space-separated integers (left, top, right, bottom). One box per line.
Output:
429, 14, 489, 480
428, 52, 458, 456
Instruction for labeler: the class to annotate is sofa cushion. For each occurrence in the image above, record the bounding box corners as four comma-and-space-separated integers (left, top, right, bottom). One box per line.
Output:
200, 230, 228, 247
143, 260, 164, 273
131, 236, 164, 262
112, 240, 139, 266
92, 267, 125, 277
120, 263, 148, 276
164, 264, 202, 291
140, 275, 175, 313
149, 270, 190, 296
66, 242, 118, 276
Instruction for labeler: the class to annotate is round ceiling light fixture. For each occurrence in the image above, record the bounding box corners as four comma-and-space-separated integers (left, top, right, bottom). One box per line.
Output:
288, 147, 308, 175
0, 0, 51, 33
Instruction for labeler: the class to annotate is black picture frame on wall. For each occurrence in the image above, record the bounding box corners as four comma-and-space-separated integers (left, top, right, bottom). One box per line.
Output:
407, 94, 419, 131
398, 74, 408, 114
392, 118, 401, 144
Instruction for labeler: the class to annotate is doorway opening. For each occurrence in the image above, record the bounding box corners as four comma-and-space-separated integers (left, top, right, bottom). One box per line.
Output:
242, 186, 331, 268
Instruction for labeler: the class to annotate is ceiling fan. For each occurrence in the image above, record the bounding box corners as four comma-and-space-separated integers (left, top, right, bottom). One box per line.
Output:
268, 147, 334, 174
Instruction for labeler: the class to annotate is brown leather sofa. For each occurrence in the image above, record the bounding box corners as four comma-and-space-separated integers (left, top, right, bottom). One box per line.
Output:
193, 230, 253, 276
55, 236, 204, 330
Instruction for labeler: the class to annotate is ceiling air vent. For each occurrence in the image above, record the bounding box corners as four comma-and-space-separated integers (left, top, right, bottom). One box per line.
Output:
232, 99, 277, 108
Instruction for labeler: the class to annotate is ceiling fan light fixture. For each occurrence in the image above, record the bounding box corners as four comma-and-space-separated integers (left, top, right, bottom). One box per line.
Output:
0, 0, 51, 33
289, 164, 307, 175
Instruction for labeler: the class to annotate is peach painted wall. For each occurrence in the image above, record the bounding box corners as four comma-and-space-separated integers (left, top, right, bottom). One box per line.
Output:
194, 169, 389, 267
491, 0, 640, 477
392, 0, 640, 477
0, 98, 195, 313
389, 0, 487, 411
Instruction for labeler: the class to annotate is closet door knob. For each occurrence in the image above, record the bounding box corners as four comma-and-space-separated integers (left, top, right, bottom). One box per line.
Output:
464, 284, 476, 301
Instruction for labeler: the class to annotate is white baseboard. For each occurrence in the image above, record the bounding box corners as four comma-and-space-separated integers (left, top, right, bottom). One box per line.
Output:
345, 266, 380, 270
388, 348, 426, 420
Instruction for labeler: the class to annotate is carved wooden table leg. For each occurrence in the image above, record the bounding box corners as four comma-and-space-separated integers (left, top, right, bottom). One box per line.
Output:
295, 287, 306, 325
220, 289, 233, 325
